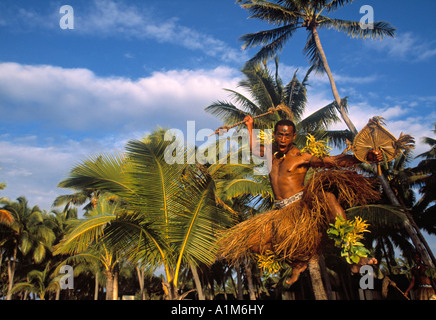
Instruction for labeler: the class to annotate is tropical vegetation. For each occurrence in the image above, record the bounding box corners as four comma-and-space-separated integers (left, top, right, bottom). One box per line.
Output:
1, 1, 435, 300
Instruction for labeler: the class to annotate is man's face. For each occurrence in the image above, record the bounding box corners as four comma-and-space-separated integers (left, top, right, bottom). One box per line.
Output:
274, 125, 296, 153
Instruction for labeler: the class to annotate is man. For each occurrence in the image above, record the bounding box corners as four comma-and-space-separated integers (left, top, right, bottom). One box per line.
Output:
404, 253, 436, 300
246, 116, 368, 222
218, 115, 381, 284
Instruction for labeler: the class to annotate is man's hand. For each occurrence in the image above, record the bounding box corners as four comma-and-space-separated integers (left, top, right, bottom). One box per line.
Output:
244, 115, 253, 128
367, 149, 383, 163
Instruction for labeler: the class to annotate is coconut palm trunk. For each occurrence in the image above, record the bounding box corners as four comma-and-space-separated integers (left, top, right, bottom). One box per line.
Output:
311, 27, 357, 135
136, 267, 146, 300
113, 270, 119, 300
6, 243, 17, 300
104, 270, 114, 300
308, 255, 327, 300
94, 272, 99, 300
311, 24, 435, 269
190, 262, 205, 300
244, 260, 257, 300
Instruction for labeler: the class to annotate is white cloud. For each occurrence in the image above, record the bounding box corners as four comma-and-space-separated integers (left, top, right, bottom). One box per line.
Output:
0, 61, 243, 212
304, 84, 435, 161
0, 62, 241, 134
0, 132, 143, 212
366, 31, 436, 61
0, 139, 76, 211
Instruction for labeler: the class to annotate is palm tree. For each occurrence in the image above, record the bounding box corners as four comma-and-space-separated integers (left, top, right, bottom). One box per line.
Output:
412, 124, 436, 221
377, 137, 436, 268
236, 0, 395, 135
11, 264, 61, 300
52, 191, 92, 214
410, 125, 436, 267
236, 1, 436, 274
54, 198, 125, 300
43, 208, 77, 245
346, 143, 436, 274
55, 129, 240, 299
0, 197, 55, 299
205, 59, 351, 149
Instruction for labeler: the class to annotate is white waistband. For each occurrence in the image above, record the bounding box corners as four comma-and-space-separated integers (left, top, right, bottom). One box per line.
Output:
274, 191, 303, 209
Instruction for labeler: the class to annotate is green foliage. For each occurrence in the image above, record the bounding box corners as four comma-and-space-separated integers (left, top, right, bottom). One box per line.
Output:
236, 0, 395, 68
327, 216, 371, 264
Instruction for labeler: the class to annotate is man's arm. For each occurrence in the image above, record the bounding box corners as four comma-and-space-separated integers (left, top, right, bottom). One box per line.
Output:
244, 115, 266, 158
308, 150, 383, 168
307, 154, 359, 168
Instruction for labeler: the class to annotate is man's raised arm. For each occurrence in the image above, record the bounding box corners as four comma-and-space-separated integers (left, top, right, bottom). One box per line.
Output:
244, 115, 266, 158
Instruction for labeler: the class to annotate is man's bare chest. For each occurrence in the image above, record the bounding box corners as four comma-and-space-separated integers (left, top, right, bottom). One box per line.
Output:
271, 153, 308, 176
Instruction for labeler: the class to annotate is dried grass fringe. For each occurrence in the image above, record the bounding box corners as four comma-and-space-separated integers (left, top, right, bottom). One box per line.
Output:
217, 169, 380, 265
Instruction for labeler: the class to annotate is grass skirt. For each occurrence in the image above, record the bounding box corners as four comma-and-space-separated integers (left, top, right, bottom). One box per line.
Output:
217, 169, 380, 265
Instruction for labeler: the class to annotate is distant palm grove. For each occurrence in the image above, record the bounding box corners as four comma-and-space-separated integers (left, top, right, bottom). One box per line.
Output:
1, 1, 435, 300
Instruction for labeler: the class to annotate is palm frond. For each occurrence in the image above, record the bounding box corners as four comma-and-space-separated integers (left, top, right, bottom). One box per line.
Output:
57, 152, 133, 197
218, 178, 273, 201
53, 213, 116, 255
242, 25, 301, 64
298, 99, 341, 133
104, 212, 171, 267
204, 100, 248, 125
238, 0, 302, 25
171, 167, 234, 282
283, 69, 307, 121
0, 209, 14, 226
323, 0, 357, 13
303, 32, 325, 72
415, 205, 436, 235
240, 63, 279, 108
319, 17, 396, 39
346, 204, 407, 230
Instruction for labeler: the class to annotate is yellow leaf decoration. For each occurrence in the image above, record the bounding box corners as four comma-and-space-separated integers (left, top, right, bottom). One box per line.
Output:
255, 250, 283, 276
257, 129, 274, 145
301, 134, 332, 158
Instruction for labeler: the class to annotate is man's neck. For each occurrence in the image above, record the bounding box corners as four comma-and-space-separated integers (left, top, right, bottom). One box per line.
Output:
274, 145, 294, 159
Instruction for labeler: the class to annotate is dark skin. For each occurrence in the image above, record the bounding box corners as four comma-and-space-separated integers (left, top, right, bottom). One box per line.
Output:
244, 115, 382, 283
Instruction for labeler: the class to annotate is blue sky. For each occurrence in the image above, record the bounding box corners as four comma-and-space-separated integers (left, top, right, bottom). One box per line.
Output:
1, 0, 435, 250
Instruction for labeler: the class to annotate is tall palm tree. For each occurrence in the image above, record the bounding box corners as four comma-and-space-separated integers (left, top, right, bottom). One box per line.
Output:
236, 1, 436, 273
236, 0, 395, 135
